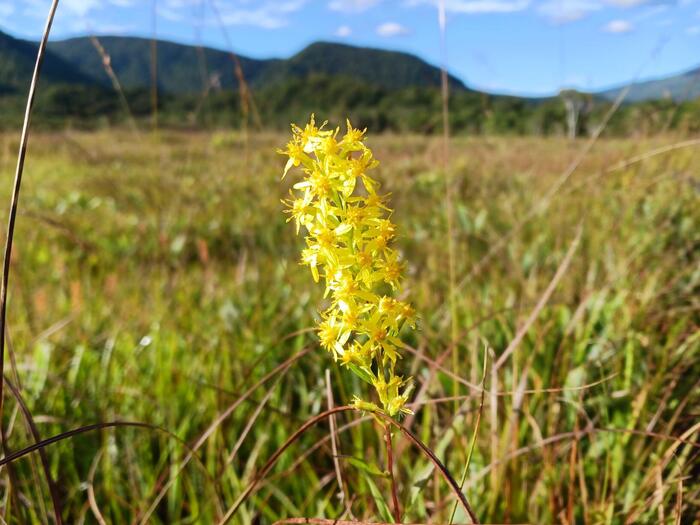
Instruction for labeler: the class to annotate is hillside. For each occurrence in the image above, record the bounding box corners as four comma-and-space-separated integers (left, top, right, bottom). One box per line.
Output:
2, 28, 699, 135
6, 27, 700, 102
0, 30, 93, 93
599, 66, 700, 102
46, 37, 464, 94
47, 36, 274, 94
256, 42, 466, 91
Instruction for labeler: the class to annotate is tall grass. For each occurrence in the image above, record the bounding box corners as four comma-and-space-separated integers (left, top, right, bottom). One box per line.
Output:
0, 127, 696, 522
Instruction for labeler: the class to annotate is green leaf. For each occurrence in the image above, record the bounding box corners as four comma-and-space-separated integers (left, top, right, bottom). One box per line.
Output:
348, 456, 387, 478
347, 363, 374, 385
361, 470, 394, 523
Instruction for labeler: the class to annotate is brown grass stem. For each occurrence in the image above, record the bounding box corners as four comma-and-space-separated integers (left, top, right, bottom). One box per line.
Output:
137, 348, 311, 523
449, 348, 488, 524
0, 1, 61, 521
150, 0, 158, 131
325, 369, 349, 509
207, 0, 262, 131
434, 51, 665, 327
436, 0, 459, 412
89, 35, 140, 133
273, 518, 482, 525
273, 518, 486, 525
4, 377, 62, 523
87, 451, 107, 525
219, 406, 479, 524
384, 425, 401, 523
493, 225, 582, 371
0, 421, 184, 467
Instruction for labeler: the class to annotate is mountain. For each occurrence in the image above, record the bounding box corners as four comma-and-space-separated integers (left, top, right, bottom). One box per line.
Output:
45, 36, 465, 94
47, 36, 274, 94
0, 29, 93, 93
3, 27, 700, 103
256, 42, 466, 91
598, 66, 700, 103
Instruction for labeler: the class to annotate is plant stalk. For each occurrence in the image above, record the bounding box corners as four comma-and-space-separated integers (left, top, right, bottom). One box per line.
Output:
385, 424, 401, 523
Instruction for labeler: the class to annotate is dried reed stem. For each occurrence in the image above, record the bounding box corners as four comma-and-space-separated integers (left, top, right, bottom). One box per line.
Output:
219, 407, 479, 524
437, 0, 459, 410
150, 0, 158, 131
449, 349, 488, 524
325, 369, 348, 508
89, 35, 139, 133
0, 0, 62, 521
385, 425, 401, 522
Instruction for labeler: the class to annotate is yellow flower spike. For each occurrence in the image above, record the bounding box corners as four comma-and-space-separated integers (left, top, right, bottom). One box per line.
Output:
282, 116, 414, 418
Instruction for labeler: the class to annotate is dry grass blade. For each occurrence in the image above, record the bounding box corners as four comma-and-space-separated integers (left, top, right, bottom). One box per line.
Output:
493, 225, 582, 371
401, 342, 612, 397
261, 416, 372, 488
0, 421, 171, 467
384, 424, 401, 523
0, 0, 59, 431
674, 479, 682, 525
89, 35, 140, 133
376, 412, 479, 524
4, 377, 62, 523
218, 407, 358, 524
150, 0, 158, 131
137, 348, 310, 524
465, 425, 700, 491
437, 73, 646, 326
274, 520, 479, 524
559, 137, 700, 200
86, 450, 107, 525
224, 375, 281, 468
449, 347, 489, 524
219, 406, 480, 525
0, 417, 219, 513
0, 0, 61, 522
325, 369, 348, 508
206, 0, 262, 130
436, 0, 459, 409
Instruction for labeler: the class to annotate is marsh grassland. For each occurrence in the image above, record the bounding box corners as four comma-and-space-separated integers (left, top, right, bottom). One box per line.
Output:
0, 130, 697, 523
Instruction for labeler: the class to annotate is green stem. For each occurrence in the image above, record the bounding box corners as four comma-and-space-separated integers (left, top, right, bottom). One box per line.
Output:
449, 348, 488, 524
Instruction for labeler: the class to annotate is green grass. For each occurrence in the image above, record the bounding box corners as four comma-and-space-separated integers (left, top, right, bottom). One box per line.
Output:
0, 129, 697, 523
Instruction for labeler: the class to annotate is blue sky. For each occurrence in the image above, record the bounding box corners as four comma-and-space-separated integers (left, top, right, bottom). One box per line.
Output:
0, 0, 698, 95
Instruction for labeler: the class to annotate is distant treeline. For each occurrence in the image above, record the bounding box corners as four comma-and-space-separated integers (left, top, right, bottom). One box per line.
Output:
2, 74, 699, 135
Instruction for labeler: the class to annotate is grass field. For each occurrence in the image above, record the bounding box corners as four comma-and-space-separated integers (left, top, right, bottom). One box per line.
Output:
0, 129, 697, 524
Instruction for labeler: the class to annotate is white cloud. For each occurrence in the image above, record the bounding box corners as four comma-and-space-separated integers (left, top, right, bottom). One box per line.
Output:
16, 0, 136, 19
13, 0, 306, 32
605, 0, 645, 6
216, 0, 307, 29
687, 24, 700, 34
376, 21, 410, 36
0, 1, 13, 18
538, 0, 601, 23
632, 4, 667, 21
335, 25, 353, 36
408, 0, 529, 13
447, 0, 529, 12
62, 0, 101, 16
537, 0, 672, 24
90, 23, 136, 34
329, 0, 382, 12
158, 6, 185, 22
603, 18, 633, 31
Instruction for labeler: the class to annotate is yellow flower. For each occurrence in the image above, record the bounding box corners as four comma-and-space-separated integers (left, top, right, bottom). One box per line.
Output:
282, 116, 415, 418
